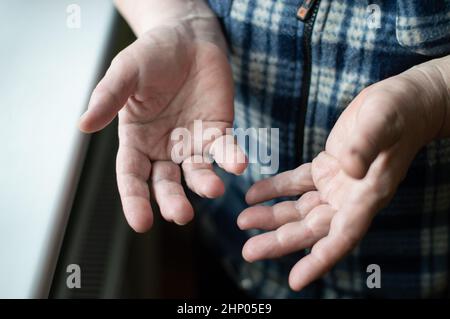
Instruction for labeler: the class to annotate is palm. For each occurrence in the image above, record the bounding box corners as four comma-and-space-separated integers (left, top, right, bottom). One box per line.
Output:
118, 30, 233, 160
316, 82, 424, 211
311, 97, 397, 215
80, 26, 246, 232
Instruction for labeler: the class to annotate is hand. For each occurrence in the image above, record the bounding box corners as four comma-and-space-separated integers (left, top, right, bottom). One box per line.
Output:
238, 61, 449, 291
79, 22, 247, 232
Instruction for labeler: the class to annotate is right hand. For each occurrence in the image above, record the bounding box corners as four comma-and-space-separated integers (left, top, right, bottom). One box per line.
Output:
79, 21, 247, 232
239, 58, 450, 291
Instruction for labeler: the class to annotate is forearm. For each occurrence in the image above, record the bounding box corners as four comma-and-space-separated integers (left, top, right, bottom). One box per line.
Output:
114, 0, 225, 49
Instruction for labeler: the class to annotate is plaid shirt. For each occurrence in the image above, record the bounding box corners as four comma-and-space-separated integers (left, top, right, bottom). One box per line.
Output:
195, 0, 450, 298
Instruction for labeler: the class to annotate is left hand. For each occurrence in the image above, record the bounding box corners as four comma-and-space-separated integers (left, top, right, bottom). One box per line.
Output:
238, 60, 449, 291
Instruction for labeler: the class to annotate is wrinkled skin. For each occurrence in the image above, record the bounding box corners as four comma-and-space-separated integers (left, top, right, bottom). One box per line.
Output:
80, 24, 246, 232
79, 17, 449, 292
239, 73, 440, 291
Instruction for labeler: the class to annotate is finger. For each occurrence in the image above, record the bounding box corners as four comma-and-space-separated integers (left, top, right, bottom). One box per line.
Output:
242, 205, 335, 262
79, 50, 138, 133
238, 201, 301, 231
151, 161, 194, 226
295, 191, 324, 218
340, 98, 402, 179
245, 163, 315, 205
182, 155, 225, 198
288, 235, 353, 291
116, 145, 153, 233
209, 135, 248, 175
239, 192, 325, 232
288, 205, 372, 291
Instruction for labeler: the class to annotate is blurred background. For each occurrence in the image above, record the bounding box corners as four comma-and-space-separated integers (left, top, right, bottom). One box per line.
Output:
0, 0, 246, 299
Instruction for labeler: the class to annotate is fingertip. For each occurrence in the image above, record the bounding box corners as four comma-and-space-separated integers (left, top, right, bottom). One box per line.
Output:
200, 175, 225, 198
242, 237, 264, 263
78, 110, 108, 134
211, 137, 248, 176
237, 211, 249, 230
79, 89, 120, 133
126, 210, 154, 233
122, 198, 154, 233
174, 218, 192, 226
288, 271, 304, 292
242, 242, 255, 263
78, 112, 93, 133
131, 220, 153, 233
235, 153, 249, 175
165, 198, 195, 226
174, 213, 194, 226
221, 158, 248, 176
288, 261, 311, 292
245, 183, 265, 205
245, 186, 258, 205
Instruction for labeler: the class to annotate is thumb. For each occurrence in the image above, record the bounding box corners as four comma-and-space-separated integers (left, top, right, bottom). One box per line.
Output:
79, 51, 138, 133
340, 99, 403, 179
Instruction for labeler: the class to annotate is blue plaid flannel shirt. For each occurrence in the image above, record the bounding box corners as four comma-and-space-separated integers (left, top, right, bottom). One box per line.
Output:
194, 0, 450, 298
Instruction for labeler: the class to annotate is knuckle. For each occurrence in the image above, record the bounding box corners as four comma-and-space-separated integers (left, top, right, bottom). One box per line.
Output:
305, 210, 320, 226
275, 228, 289, 247
297, 193, 319, 216
304, 214, 320, 238
153, 162, 180, 182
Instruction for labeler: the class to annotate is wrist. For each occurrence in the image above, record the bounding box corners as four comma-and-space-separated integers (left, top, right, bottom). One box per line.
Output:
397, 56, 450, 145
171, 16, 228, 53
115, 0, 227, 51
432, 56, 450, 138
